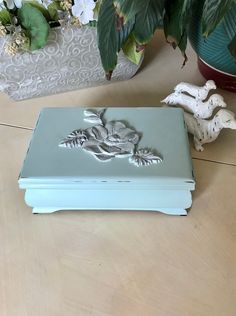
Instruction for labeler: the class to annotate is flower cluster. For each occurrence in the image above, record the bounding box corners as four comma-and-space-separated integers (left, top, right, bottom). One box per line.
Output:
0, 22, 7, 37
0, 0, 99, 55
4, 31, 29, 55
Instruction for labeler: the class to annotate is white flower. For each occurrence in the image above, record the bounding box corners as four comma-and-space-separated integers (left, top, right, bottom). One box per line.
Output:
35, 0, 53, 9
72, 0, 95, 25
0, 0, 6, 10
4, 0, 22, 9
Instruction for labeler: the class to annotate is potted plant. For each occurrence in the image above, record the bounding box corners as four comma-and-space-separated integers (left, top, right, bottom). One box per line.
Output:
188, 0, 236, 92
96, 0, 236, 91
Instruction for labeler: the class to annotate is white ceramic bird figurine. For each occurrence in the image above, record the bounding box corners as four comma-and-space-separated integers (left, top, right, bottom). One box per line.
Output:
161, 93, 226, 119
174, 80, 216, 100
184, 109, 236, 151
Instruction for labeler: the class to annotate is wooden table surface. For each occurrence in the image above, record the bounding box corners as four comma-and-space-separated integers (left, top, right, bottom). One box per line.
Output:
0, 31, 236, 316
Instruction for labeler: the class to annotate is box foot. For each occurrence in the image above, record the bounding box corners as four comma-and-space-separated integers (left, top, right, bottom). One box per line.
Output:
157, 208, 187, 216
33, 207, 60, 214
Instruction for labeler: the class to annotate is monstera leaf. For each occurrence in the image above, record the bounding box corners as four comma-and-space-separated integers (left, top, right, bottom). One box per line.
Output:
18, 3, 50, 50
202, 0, 233, 37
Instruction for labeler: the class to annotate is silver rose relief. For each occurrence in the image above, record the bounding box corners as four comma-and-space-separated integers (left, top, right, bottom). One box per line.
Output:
59, 109, 163, 167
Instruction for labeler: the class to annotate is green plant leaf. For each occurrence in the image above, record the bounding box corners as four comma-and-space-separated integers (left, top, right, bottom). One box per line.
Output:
97, 0, 135, 79
88, 20, 97, 27
114, 0, 147, 23
117, 17, 135, 50
163, 0, 192, 64
178, 31, 188, 66
0, 9, 11, 25
97, 0, 118, 78
47, 1, 61, 21
25, 0, 52, 21
93, 0, 102, 21
122, 34, 143, 64
223, 3, 236, 39
164, 0, 192, 47
97, 0, 164, 76
133, 0, 164, 45
228, 34, 236, 61
18, 3, 50, 50
202, 0, 233, 37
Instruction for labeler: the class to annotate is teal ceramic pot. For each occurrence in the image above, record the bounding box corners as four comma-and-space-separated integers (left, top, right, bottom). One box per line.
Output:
189, 2, 236, 91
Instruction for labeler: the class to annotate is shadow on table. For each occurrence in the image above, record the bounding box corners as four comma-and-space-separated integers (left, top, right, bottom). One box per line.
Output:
138, 30, 168, 73
191, 158, 220, 203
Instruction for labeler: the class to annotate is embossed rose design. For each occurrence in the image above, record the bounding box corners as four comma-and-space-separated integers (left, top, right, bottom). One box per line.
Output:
59, 109, 162, 166
60, 121, 140, 161
81, 121, 140, 161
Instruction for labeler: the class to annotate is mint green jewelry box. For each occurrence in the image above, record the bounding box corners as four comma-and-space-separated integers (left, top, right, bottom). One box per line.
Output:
18, 107, 195, 215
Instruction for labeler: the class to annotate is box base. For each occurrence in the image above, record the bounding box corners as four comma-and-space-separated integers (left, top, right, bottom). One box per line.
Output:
32, 207, 187, 215
24, 188, 191, 216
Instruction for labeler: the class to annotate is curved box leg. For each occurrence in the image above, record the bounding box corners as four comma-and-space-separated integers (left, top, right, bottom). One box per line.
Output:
33, 207, 187, 215
33, 208, 60, 214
